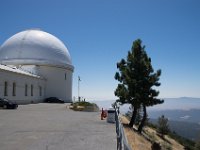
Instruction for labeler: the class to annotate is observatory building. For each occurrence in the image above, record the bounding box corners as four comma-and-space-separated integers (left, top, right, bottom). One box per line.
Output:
0, 29, 74, 104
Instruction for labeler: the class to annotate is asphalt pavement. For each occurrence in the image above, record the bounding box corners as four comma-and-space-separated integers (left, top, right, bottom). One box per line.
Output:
0, 103, 116, 150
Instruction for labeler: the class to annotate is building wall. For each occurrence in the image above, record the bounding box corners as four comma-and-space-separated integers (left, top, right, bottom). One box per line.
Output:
0, 69, 45, 104
37, 65, 73, 102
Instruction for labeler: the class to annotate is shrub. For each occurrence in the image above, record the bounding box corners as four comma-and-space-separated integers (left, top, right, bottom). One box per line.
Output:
157, 115, 170, 138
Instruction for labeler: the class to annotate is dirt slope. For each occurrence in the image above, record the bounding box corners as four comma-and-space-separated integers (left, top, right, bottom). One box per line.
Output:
121, 116, 184, 150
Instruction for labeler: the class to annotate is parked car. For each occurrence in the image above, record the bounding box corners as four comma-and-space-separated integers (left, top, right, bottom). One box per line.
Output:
44, 97, 64, 103
0, 98, 18, 109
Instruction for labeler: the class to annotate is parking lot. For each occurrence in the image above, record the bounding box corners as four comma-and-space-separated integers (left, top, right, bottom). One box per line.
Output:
0, 103, 116, 150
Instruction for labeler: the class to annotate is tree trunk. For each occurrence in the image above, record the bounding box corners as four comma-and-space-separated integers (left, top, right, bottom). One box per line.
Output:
138, 104, 147, 133
129, 105, 137, 127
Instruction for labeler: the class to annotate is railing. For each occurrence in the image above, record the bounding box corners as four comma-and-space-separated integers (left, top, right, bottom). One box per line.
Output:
115, 107, 132, 150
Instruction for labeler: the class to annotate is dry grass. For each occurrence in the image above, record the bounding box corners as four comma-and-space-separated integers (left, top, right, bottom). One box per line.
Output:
120, 116, 184, 150
144, 127, 184, 150
121, 116, 152, 150
165, 135, 184, 150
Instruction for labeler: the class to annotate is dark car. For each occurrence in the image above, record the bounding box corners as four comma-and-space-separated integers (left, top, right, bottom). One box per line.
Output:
44, 97, 64, 103
0, 98, 18, 109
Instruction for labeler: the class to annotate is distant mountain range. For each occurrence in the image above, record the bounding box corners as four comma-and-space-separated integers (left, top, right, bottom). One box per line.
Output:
91, 97, 200, 113
148, 109, 200, 124
148, 97, 200, 111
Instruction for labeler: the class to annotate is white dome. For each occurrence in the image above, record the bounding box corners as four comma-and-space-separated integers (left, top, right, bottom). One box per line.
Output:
0, 29, 73, 70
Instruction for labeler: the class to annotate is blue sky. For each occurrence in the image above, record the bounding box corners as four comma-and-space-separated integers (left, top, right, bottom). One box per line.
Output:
0, 0, 200, 100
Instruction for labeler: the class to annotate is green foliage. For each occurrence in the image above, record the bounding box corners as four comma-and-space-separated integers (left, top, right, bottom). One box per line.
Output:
151, 142, 161, 150
195, 138, 200, 150
157, 115, 170, 137
114, 39, 164, 131
71, 101, 99, 112
73, 101, 95, 107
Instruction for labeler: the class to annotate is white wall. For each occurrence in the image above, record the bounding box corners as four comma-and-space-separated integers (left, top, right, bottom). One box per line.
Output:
37, 65, 73, 102
0, 69, 45, 104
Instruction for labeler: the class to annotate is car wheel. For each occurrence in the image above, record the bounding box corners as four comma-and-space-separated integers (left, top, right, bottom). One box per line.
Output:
3, 105, 7, 109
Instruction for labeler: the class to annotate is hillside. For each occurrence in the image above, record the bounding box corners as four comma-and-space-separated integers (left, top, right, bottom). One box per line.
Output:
121, 116, 184, 150
149, 118, 200, 141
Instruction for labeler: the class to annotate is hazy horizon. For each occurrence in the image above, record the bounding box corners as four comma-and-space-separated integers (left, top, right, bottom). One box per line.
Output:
90, 97, 200, 111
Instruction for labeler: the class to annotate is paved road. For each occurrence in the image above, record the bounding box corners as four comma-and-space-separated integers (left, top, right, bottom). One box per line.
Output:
0, 104, 116, 150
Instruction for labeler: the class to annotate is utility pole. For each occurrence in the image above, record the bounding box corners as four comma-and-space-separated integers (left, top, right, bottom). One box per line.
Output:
78, 76, 81, 102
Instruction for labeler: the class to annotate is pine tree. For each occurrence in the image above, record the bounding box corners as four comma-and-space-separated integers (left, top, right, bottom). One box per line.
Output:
115, 39, 144, 127
115, 39, 163, 131
157, 115, 170, 138
195, 136, 200, 150
137, 53, 164, 132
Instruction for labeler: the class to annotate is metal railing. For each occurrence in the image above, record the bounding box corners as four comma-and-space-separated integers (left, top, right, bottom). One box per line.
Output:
115, 107, 132, 150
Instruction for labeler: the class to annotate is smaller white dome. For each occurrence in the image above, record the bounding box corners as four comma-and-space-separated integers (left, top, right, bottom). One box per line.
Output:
0, 29, 73, 70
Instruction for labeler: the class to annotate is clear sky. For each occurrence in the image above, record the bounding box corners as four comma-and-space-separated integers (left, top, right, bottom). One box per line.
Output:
0, 0, 200, 100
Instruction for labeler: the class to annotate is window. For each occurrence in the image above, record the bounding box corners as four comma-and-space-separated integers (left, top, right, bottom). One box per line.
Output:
4, 81, 8, 96
12, 82, 16, 96
25, 84, 28, 96
39, 86, 42, 96
31, 84, 33, 96
65, 73, 66, 80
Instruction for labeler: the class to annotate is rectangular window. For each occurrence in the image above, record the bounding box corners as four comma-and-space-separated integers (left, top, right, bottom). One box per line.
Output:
4, 81, 8, 96
31, 84, 33, 96
25, 84, 28, 96
12, 82, 16, 96
39, 86, 42, 96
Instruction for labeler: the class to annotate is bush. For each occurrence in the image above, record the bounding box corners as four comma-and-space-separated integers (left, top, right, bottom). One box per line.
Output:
151, 142, 161, 150
70, 101, 99, 112
157, 115, 170, 137
73, 101, 94, 106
